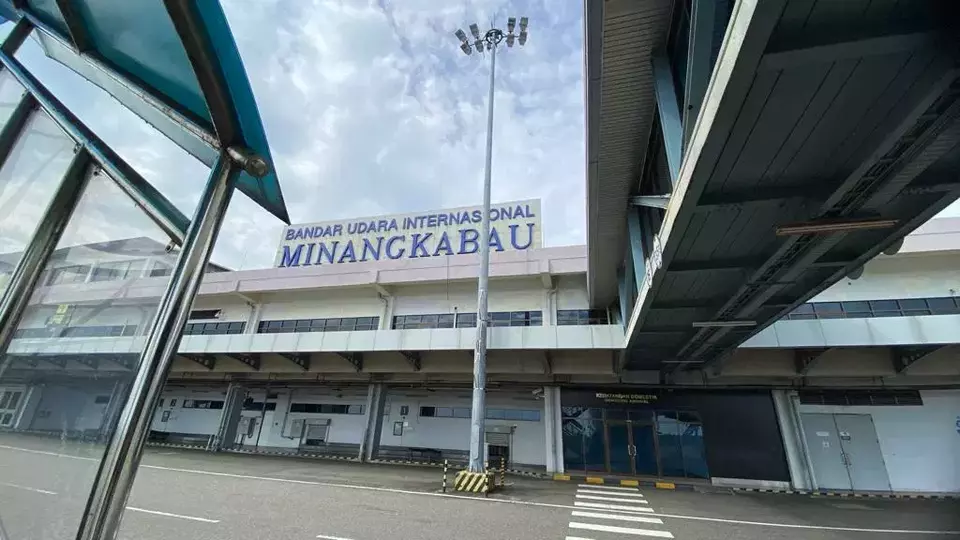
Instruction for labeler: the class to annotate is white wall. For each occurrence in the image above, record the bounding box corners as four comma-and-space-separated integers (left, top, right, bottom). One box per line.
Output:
151, 387, 227, 436
27, 382, 115, 432
379, 389, 546, 466
555, 275, 590, 310
19, 305, 153, 331
798, 389, 960, 493
259, 290, 383, 320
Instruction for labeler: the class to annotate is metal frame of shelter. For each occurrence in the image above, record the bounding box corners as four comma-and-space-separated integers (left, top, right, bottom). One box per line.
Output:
0, 2, 288, 539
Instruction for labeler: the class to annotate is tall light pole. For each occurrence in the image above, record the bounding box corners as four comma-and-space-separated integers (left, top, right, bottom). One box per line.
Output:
454, 17, 528, 473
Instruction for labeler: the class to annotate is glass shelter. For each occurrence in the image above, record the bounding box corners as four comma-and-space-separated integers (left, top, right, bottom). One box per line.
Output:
0, 2, 287, 539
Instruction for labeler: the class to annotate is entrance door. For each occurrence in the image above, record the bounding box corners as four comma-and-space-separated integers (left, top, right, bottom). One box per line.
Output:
834, 414, 891, 491
630, 422, 658, 476
606, 422, 633, 474
801, 413, 852, 490
0, 389, 24, 428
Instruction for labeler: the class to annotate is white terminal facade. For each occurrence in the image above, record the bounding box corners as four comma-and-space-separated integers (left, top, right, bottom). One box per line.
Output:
1, 202, 959, 495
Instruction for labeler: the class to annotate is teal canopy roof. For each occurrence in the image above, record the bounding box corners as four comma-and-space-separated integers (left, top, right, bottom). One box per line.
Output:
0, 0, 290, 223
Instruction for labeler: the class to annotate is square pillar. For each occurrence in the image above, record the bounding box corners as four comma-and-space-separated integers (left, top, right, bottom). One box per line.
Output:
359, 382, 387, 461
212, 383, 246, 451
543, 386, 564, 473
772, 389, 814, 490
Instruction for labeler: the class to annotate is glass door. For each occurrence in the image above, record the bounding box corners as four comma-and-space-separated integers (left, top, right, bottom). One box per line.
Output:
606, 421, 634, 474
0, 389, 23, 427
631, 421, 659, 476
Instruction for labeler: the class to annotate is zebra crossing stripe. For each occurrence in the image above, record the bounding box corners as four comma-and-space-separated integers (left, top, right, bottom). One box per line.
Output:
574, 501, 655, 513
571, 510, 663, 524
569, 522, 675, 538
576, 494, 651, 504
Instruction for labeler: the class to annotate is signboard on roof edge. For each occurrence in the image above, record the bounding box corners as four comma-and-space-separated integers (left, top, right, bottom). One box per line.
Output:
274, 199, 542, 268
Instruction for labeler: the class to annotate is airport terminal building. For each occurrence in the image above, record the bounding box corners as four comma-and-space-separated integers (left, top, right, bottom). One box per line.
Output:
2, 201, 959, 495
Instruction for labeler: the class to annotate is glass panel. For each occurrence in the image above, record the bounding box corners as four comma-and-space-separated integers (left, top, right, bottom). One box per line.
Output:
632, 423, 658, 476
0, 112, 76, 296
927, 297, 958, 313
607, 422, 632, 474
581, 419, 606, 472
562, 418, 585, 472
0, 169, 178, 540
656, 411, 686, 477
679, 423, 709, 479
898, 298, 928, 310
0, 72, 26, 127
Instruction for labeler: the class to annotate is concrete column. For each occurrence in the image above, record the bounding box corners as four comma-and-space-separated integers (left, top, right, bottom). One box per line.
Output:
98, 380, 130, 440
543, 386, 564, 473
359, 383, 387, 461
772, 389, 813, 490
211, 383, 246, 451
378, 295, 394, 330
244, 303, 262, 334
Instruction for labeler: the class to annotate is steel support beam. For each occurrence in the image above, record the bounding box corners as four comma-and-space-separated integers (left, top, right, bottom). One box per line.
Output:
761, 30, 935, 71
651, 51, 683, 184
336, 352, 363, 372
0, 92, 37, 168
893, 345, 947, 374
225, 353, 260, 371
278, 353, 310, 371
72, 355, 99, 370
697, 183, 833, 209
629, 194, 671, 209
682, 0, 719, 149
670, 257, 763, 273
399, 351, 421, 372
617, 269, 629, 327
55, 0, 94, 52
626, 206, 647, 293
795, 348, 830, 376
77, 152, 239, 540
183, 354, 216, 370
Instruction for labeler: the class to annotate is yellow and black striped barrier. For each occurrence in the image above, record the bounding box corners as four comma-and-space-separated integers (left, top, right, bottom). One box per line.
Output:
453, 469, 495, 494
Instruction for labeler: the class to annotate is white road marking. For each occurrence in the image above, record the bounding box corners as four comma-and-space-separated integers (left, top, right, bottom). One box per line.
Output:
571, 510, 663, 525
576, 494, 650, 504
565, 537, 594, 540
578, 488, 646, 498
570, 510, 663, 525
570, 521, 675, 538
0, 481, 57, 495
574, 501, 655, 513
3, 443, 959, 536
125, 506, 219, 523
316, 535, 355, 540
577, 484, 638, 491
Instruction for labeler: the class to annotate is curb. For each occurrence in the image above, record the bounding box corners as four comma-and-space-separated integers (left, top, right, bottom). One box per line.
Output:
551, 473, 695, 492
732, 487, 960, 500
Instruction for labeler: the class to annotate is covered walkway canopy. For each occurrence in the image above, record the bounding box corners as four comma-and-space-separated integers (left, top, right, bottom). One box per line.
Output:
586, 0, 960, 373
0, 1, 287, 539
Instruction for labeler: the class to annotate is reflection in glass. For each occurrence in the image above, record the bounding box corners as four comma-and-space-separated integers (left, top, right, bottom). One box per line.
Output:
581, 419, 605, 471
657, 411, 685, 477
680, 422, 709, 479
0, 72, 25, 128
0, 112, 76, 296
562, 418, 585, 471
607, 422, 631, 474
632, 423, 659, 476
0, 169, 177, 540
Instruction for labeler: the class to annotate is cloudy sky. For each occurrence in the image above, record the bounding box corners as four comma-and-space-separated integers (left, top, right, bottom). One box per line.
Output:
3, 0, 958, 271
6, 0, 585, 270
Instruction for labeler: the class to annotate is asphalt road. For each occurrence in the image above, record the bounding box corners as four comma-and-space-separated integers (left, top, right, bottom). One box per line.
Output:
0, 434, 958, 540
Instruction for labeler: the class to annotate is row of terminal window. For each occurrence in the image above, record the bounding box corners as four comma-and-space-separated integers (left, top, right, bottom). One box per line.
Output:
419, 406, 541, 421
785, 297, 960, 320
22, 297, 960, 338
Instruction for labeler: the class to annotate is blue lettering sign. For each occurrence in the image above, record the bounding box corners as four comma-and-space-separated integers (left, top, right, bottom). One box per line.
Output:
489, 227, 505, 252
361, 237, 383, 261
509, 223, 535, 250
316, 242, 339, 264
434, 231, 454, 256
338, 240, 357, 263
302, 243, 315, 266
285, 229, 296, 241
471, 210, 482, 223
459, 228, 479, 254
410, 232, 433, 258
427, 215, 438, 228
280, 244, 303, 267
386, 235, 406, 259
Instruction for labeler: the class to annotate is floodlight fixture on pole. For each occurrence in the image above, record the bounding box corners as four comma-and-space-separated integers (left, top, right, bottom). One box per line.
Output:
452, 17, 529, 474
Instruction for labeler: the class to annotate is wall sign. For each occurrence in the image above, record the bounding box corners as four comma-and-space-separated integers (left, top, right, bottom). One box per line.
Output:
274, 199, 542, 268
595, 392, 659, 405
